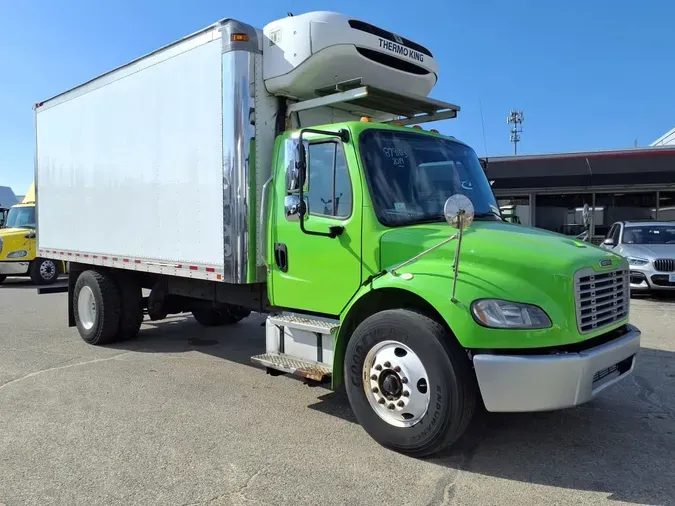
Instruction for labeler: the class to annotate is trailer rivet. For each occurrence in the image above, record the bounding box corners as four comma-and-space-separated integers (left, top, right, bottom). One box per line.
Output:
384, 361, 391, 368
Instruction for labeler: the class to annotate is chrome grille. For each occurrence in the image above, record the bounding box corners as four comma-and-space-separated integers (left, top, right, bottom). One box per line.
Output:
653, 259, 675, 272
574, 266, 629, 334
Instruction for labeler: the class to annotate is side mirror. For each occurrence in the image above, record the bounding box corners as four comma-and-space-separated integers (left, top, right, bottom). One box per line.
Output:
25, 230, 36, 239
603, 237, 615, 246
444, 194, 475, 230
284, 195, 308, 222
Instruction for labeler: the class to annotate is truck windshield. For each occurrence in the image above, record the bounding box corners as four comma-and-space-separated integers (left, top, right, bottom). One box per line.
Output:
359, 130, 499, 226
4, 206, 36, 229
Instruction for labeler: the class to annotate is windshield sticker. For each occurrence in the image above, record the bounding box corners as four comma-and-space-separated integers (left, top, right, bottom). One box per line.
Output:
461, 180, 473, 190
394, 202, 407, 211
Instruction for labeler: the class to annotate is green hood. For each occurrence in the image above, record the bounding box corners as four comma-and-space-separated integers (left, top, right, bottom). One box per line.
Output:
380, 220, 623, 275
378, 221, 628, 348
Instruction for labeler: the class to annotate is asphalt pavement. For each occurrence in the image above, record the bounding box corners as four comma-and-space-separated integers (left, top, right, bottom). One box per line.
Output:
0, 278, 673, 506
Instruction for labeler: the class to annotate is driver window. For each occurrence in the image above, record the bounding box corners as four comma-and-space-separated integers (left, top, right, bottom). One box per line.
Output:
306, 142, 352, 218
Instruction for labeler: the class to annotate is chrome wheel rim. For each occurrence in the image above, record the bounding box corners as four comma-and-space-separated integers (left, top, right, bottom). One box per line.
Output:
362, 340, 430, 427
40, 260, 56, 280
77, 286, 96, 330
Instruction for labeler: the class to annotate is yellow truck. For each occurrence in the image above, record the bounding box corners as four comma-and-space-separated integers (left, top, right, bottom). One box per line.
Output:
0, 183, 63, 285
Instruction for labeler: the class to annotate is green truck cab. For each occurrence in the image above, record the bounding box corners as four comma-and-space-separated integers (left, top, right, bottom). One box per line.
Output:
35, 11, 640, 457
263, 120, 639, 455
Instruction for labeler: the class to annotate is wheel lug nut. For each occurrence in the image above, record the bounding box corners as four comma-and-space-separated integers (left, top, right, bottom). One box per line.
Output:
384, 361, 391, 368
394, 366, 401, 373
375, 364, 382, 371
401, 377, 408, 384
370, 374, 377, 381
397, 400, 404, 407
372, 387, 379, 393
403, 391, 410, 397
387, 403, 395, 410
378, 398, 385, 404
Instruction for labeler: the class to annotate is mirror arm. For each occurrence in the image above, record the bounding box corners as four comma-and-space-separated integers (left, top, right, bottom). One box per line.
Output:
295, 127, 350, 239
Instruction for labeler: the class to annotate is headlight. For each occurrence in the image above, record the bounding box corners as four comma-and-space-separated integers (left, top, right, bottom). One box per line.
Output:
627, 256, 649, 266
7, 250, 28, 258
471, 299, 552, 329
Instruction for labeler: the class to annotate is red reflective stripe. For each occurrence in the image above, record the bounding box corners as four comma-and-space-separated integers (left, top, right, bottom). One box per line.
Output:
83, 254, 89, 258
189, 266, 198, 271
134, 259, 141, 264
102, 256, 108, 260
67, 252, 72, 256
123, 258, 129, 263
93, 255, 98, 259
205, 267, 215, 272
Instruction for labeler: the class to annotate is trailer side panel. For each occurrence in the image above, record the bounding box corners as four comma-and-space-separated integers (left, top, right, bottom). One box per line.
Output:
36, 33, 225, 270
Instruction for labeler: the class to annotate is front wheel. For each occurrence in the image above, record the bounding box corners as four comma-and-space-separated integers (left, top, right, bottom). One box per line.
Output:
344, 309, 477, 457
29, 258, 60, 285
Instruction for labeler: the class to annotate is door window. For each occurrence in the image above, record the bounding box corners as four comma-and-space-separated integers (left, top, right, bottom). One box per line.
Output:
611, 224, 621, 243
306, 142, 352, 218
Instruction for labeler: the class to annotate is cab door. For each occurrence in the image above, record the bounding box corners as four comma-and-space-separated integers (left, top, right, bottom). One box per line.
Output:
268, 134, 362, 316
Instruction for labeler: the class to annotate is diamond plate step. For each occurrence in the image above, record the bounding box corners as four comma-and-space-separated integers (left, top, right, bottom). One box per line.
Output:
251, 353, 332, 382
267, 314, 339, 334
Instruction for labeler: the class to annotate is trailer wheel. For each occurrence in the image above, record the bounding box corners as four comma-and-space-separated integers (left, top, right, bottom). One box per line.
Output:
344, 309, 477, 457
0, 275, 6, 285
73, 270, 121, 345
115, 274, 143, 340
192, 305, 251, 326
29, 258, 60, 285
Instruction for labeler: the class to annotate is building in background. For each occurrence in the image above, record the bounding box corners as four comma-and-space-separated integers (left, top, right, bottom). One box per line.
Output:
485, 133, 675, 244
651, 127, 675, 146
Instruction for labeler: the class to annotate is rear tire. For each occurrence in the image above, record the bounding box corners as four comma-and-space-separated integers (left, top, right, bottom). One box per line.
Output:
0, 275, 6, 285
192, 305, 251, 326
73, 270, 121, 345
344, 309, 477, 457
29, 258, 60, 285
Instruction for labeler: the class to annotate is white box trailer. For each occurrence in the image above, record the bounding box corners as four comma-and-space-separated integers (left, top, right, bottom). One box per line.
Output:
36, 11, 450, 285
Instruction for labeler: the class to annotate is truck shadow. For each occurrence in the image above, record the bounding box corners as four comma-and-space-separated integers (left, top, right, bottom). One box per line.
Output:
109, 316, 675, 504
309, 346, 675, 505
0, 277, 67, 290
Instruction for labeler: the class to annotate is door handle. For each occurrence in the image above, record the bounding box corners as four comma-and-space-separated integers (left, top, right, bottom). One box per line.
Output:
274, 243, 288, 272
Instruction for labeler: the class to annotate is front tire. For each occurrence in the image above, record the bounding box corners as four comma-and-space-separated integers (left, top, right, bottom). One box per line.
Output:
29, 258, 60, 285
192, 305, 251, 326
344, 309, 477, 457
73, 270, 121, 345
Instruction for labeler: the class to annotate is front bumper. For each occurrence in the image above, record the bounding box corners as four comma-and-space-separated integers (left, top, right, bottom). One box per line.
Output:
473, 324, 641, 412
629, 265, 675, 291
0, 261, 30, 276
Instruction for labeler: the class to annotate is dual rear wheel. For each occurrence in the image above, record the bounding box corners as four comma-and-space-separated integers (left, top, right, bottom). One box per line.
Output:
73, 269, 249, 345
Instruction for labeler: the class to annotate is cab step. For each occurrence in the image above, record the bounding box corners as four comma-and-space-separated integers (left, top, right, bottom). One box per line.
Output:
267, 314, 339, 334
251, 353, 332, 382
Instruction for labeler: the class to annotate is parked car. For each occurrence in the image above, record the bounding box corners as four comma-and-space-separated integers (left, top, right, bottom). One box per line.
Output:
601, 220, 675, 292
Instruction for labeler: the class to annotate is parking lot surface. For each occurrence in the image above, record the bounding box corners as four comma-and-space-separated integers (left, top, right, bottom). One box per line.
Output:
0, 278, 674, 506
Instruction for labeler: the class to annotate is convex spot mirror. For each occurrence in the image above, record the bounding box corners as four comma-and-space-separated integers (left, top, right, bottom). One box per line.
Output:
284, 195, 309, 222
444, 194, 474, 230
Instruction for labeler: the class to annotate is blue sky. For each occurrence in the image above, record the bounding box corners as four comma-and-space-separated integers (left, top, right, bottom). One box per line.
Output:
1, 0, 673, 193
